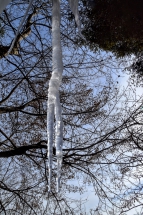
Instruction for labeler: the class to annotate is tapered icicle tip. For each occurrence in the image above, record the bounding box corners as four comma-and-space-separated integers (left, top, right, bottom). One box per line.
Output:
48, 168, 52, 192
56, 149, 63, 192
57, 176, 61, 193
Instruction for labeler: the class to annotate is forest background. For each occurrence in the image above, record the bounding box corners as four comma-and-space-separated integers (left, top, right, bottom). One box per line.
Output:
0, 0, 143, 214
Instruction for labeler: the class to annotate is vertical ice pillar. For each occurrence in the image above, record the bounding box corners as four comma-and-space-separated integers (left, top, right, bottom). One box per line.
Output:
47, 0, 63, 192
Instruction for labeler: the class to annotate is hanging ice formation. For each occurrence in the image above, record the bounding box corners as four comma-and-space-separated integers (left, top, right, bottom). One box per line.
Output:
47, 0, 63, 193
68, 0, 83, 37
47, 0, 81, 192
0, 0, 81, 193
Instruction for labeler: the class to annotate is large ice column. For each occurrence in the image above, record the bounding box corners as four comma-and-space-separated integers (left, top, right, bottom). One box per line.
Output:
0, 0, 11, 14
47, 0, 63, 192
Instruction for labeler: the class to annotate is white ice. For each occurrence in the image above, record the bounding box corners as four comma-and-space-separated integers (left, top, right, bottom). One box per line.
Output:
68, 0, 81, 32
47, 0, 82, 193
47, 0, 63, 192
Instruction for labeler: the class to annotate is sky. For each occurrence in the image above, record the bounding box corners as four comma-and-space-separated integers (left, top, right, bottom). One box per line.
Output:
88, 71, 143, 215
1, 1, 143, 214
64, 55, 143, 215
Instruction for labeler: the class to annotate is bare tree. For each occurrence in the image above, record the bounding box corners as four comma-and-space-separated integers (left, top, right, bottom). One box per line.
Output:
0, 1, 143, 214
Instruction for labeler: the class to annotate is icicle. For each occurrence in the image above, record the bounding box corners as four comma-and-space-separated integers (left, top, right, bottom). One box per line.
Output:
0, 0, 11, 14
47, 0, 63, 192
68, 0, 81, 31
47, 0, 84, 192
68, 0, 83, 38
8, 0, 34, 55
47, 103, 54, 192
55, 94, 63, 192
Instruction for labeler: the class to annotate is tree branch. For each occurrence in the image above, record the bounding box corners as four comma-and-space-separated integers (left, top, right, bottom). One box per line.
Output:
0, 141, 47, 157
0, 8, 38, 58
